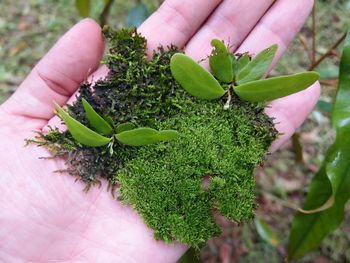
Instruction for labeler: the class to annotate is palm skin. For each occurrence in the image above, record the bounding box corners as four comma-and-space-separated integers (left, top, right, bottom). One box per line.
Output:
0, 0, 319, 262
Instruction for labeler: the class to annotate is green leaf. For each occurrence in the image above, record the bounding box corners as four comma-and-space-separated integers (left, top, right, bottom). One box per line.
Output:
177, 248, 201, 263
210, 39, 228, 53
156, 130, 179, 141
82, 99, 113, 136
116, 122, 135, 134
316, 100, 333, 114
233, 72, 319, 102
236, 45, 278, 85
170, 53, 225, 100
288, 31, 350, 260
103, 115, 115, 127
255, 218, 280, 247
75, 0, 91, 17
115, 128, 179, 146
209, 39, 234, 83
236, 54, 250, 74
54, 102, 111, 147
126, 3, 150, 27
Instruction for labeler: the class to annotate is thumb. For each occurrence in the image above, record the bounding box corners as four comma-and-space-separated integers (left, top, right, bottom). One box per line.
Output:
0, 19, 105, 129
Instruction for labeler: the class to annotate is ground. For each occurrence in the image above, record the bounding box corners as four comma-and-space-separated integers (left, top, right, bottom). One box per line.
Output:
1, 0, 350, 262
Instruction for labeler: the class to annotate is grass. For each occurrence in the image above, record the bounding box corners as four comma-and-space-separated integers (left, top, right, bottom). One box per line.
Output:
1, 0, 349, 262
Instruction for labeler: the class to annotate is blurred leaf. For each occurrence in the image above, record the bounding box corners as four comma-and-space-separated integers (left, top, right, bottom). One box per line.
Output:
316, 64, 339, 80
103, 115, 115, 127
9, 42, 28, 57
209, 39, 234, 83
255, 218, 280, 247
82, 99, 113, 136
234, 72, 319, 102
177, 248, 201, 263
171, 53, 225, 100
99, 0, 115, 26
236, 44, 278, 85
75, 0, 91, 17
288, 31, 350, 260
235, 54, 250, 77
291, 132, 303, 163
55, 102, 111, 147
116, 122, 135, 134
115, 127, 179, 146
126, 3, 150, 27
317, 100, 333, 114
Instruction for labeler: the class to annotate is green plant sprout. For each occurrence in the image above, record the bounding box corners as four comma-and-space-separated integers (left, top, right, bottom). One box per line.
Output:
54, 99, 179, 153
57, 40, 319, 149
31, 27, 318, 248
170, 39, 319, 108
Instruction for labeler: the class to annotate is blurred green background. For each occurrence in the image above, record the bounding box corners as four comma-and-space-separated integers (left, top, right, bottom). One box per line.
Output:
1, 0, 350, 262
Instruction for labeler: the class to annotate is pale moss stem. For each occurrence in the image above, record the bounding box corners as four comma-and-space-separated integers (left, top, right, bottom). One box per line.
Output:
223, 85, 233, 110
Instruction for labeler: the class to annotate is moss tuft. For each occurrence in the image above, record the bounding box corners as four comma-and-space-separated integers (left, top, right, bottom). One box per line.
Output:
35, 27, 278, 247
118, 100, 274, 247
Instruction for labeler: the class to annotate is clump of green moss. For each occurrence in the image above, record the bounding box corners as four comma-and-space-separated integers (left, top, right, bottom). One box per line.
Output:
37, 27, 277, 247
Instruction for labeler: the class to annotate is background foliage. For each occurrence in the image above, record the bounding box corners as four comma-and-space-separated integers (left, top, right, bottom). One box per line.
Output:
1, 0, 350, 262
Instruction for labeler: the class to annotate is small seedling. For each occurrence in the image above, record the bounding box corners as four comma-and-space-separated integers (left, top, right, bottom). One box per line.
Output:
54, 99, 179, 151
31, 28, 319, 248
170, 40, 319, 108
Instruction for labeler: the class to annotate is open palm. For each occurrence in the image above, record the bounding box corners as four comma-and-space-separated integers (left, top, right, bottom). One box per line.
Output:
0, 1, 319, 262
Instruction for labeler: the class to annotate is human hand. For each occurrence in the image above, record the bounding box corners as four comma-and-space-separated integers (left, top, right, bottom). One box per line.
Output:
0, 0, 319, 262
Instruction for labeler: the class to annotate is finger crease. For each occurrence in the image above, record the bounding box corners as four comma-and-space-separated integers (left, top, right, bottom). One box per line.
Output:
157, 2, 193, 41
36, 68, 79, 98
258, 23, 288, 50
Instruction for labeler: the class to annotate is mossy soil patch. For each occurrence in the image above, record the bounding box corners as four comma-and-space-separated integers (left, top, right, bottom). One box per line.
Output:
35, 27, 277, 248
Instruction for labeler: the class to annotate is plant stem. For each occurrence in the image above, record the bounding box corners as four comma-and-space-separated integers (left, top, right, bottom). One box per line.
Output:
298, 34, 313, 63
224, 87, 232, 110
99, 0, 115, 26
309, 32, 346, 70
259, 191, 300, 210
311, 3, 317, 64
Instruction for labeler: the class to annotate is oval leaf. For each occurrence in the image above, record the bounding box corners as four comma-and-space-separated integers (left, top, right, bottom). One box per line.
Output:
234, 72, 320, 102
211, 39, 228, 53
170, 53, 225, 100
116, 122, 135, 134
82, 99, 113, 136
115, 127, 179, 146
54, 102, 111, 147
255, 218, 280, 247
103, 115, 115, 127
234, 53, 250, 77
75, 0, 91, 17
236, 44, 278, 85
209, 39, 234, 83
156, 130, 179, 141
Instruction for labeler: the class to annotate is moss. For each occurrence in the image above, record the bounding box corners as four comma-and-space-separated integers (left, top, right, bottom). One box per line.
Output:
36, 27, 278, 247
118, 99, 274, 247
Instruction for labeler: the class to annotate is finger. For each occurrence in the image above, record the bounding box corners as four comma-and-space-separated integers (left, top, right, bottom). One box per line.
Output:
138, 0, 222, 52
234, 0, 318, 151
44, 0, 222, 130
1, 19, 105, 129
44, 66, 108, 133
236, 0, 314, 65
266, 82, 320, 152
185, 0, 275, 61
